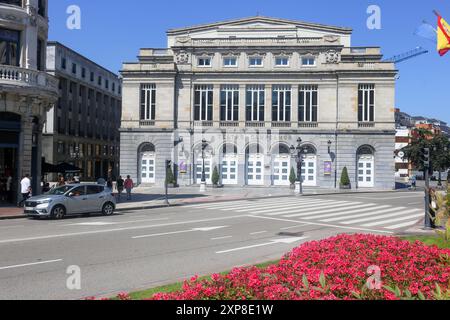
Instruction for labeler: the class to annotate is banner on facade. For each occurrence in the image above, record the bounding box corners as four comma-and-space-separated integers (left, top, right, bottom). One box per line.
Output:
179, 161, 188, 174
324, 161, 332, 176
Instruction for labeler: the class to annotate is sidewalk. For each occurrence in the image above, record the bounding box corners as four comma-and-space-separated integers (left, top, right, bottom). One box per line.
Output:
0, 185, 411, 220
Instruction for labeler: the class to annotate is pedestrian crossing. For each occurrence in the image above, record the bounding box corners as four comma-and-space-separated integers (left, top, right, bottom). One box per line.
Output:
189, 197, 423, 231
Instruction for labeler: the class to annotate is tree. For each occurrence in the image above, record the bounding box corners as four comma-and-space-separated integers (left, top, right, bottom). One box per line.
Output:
211, 166, 220, 186
289, 167, 297, 186
430, 134, 450, 185
340, 167, 351, 187
166, 165, 175, 185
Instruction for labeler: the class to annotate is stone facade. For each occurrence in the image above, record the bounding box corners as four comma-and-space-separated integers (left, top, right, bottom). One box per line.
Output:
0, 0, 58, 203
43, 42, 122, 181
120, 17, 397, 190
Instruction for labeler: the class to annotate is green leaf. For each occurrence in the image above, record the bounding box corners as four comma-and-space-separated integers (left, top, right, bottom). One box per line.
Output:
302, 274, 310, 290
319, 272, 327, 288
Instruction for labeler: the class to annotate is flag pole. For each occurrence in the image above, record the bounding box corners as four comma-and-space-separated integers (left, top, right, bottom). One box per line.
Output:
433, 10, 441, 17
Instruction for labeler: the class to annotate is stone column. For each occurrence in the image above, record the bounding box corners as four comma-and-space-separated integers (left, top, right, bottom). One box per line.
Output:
264, 84, 272, 126
291, 84, 299, 127
239, 84, 246, 128
213, 85, 220, 127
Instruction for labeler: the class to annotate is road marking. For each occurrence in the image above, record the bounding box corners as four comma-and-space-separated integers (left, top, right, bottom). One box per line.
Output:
244, 200, 347, 214
0, 259, 63, 271
211, 236, 233, 241
0, 215, 245, 245
216, 237, 308, 254
220, 199, 327, 211
386, 220, 422, 230
351, 194, 422, 201
320, 206, 399, 222
310, 205, 390, 220
248, 215, 394, 234
362, 213, 424, 227
250, 231, 267, 235
280, 225, 308, 230
64, 218, 171, 227
132, 226, 229, 239
280, 202, 375, 218
341, 209, 422, 225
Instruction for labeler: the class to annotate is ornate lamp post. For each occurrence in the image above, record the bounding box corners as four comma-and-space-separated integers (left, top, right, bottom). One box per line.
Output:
200, 139, 208, 192
290, 137, 306, 195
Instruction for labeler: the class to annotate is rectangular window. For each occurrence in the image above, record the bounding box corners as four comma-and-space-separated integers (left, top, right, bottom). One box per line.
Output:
140, 84, 156, 120
112, 83, 116, 92
223, 57, 237, 67
246, 85, 265, 122
220, 85, 239, 121
90, 72, 94, 82
299, 85, 318, 122
249, 57, 263, 67
81, 68, 86, 78
272, 85, 291, 122
194, 85, 213, 121
105, 80, 109, 89
197, 57, 211, 67
0, 28, 21, 67
37, 39, 43, 71
301, 57, 316, 66
275, 57, 289, 66
98, 76, 102, 86
72, 63, 77, 74
358, 84, 375, 122
61, 57, 66, 69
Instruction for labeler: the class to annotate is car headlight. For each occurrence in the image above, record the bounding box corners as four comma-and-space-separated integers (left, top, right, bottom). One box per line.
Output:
36, 199, 52, 205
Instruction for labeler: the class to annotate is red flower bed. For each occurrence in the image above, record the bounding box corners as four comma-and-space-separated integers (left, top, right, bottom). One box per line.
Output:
153, 234, 450, 300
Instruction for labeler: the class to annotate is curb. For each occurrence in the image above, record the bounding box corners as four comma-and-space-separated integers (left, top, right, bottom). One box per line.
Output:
0, 189, 415, 221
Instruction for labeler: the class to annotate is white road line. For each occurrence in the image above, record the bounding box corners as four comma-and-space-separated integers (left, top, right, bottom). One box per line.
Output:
250, 231, 267, 235
249, 200, 348, 214
280, 225, 308, 230
351, 195, 422, 201
320, 206, 399, 222
341, 209, 423, 225
219, 199, 327, 211
191, 198, 301, 209
283, 203, 378, 218
189, 200, 254, 209
216, 237, 308, 254
234, 200, 339, 213
248, 215, 394, 234
132, 226, 229, 239
0, 215, 245, 245
211, 236, 233, 241
302, 204, 386, 220
277, 202, 363, 217
0, 259, 63, 271
64, 218, 170, 227
386, 220, 422, 230
362, 213, 424, 227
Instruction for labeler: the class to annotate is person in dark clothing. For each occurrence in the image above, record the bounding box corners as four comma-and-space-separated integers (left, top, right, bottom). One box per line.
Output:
116, 176, 124, 201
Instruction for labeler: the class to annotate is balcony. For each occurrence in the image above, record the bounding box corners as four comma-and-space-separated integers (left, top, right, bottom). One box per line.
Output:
245, 121, 265, 128
272, 122, 292, 128
0, 65, 59, 98
220, 121, 239, 127
298, 122, 319, 128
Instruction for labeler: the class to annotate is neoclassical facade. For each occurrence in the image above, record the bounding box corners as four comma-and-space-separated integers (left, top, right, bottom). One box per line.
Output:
120, 17, 397, 189
0, 0, 58, 203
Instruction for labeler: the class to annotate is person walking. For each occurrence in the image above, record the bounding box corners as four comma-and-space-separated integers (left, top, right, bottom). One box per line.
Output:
116, 176, 124, 201
124, 175, 134, 201
6, 175, 12, 203
57, 175, 66, 187
18, 174, 31, 207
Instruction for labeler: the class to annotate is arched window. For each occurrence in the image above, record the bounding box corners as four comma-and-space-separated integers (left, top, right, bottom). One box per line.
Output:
139, 143, 155, 153
357, 145, 375, 156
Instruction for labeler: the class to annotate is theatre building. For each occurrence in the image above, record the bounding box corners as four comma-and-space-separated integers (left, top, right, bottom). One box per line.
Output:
0, 0, 58, 204
120, 16, 396, 189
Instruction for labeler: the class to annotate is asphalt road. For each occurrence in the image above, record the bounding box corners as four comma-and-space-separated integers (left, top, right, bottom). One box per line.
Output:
0, 191, 426, 300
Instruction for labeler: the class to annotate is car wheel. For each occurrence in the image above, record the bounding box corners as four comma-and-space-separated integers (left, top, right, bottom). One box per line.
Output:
102, 202, 114, 216
51, 205, 66, 220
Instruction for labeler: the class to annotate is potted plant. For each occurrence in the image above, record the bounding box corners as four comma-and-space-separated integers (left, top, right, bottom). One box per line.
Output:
289, 167, 297, 189
211, 166, 221, 188
340, 167, 351, 190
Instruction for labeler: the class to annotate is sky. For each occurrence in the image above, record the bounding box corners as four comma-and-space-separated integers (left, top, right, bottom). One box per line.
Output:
48, 0, 450, 123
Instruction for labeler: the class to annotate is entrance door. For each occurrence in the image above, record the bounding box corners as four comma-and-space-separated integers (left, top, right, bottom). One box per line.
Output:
222, 155, 238, 185
141, 153, 156, 184
196, 156, 212, 184
273, 155, 290, 186
358, 156, 374, 188
247, 155, 264, 185
302, 156, 317, 187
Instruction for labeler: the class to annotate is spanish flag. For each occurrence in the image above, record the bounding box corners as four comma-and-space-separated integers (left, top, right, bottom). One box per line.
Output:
437, 14, 450, 56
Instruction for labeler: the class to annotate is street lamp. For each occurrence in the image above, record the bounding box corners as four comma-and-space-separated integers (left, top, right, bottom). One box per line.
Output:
290, 137, 306, 195
327, 140, 332, 155
200, 139, 208, 192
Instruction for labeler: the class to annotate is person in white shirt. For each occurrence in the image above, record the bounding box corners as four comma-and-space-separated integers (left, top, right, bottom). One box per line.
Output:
18, 174, 31, 207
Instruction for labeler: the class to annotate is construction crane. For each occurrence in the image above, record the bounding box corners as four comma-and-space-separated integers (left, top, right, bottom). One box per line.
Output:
383, 46, 429, 64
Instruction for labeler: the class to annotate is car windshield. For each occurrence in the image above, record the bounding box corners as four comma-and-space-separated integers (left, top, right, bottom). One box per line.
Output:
45, 186, 73, 195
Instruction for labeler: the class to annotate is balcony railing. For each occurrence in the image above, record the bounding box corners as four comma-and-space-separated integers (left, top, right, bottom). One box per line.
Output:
220, 121, 239, 127
245, 121, 265, 128
358, 122, 375, 128
298, 122, 319, 128
0, 65, 58, 95
140, 120, 156, 127
194, 121, 213, 127
272, 122, 292, 128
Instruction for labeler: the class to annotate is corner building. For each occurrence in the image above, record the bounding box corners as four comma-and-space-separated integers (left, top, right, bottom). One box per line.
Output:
120, 17, 397, 189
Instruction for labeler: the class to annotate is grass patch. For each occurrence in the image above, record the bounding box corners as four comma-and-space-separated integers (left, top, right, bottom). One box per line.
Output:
402, 235, 450, 249
125, 260, 280, 300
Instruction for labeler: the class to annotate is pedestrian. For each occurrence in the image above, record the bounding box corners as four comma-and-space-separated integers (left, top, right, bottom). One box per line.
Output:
18, 174, 31, 207
410, 175, 417, 191
6, 174, 12, 203
97, 177, 106, 186
116, 176, 124, 201
57, 175, 66, 187
107, 177, 113, 190
124, 175, 134, 201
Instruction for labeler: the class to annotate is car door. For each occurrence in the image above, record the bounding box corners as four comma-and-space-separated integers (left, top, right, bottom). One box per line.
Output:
66, 186, 88, 214
86, 185, 105, 213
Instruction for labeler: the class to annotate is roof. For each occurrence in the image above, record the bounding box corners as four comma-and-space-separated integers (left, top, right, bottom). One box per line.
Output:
167, 16, 352, 35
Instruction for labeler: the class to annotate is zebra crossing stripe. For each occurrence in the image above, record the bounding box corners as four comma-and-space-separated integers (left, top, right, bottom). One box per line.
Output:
196, 199, 296, 210
189, 200, 251, 208
362, 213, 424, 227
320, 206, 399, 223
284, 203, 375, 218
237, 200, 344, 213
220, 199, 328, 211
385, 219, 423, 230
340, 209, 422, 225
311, 205, 391, 221
259, 201, 356, 215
